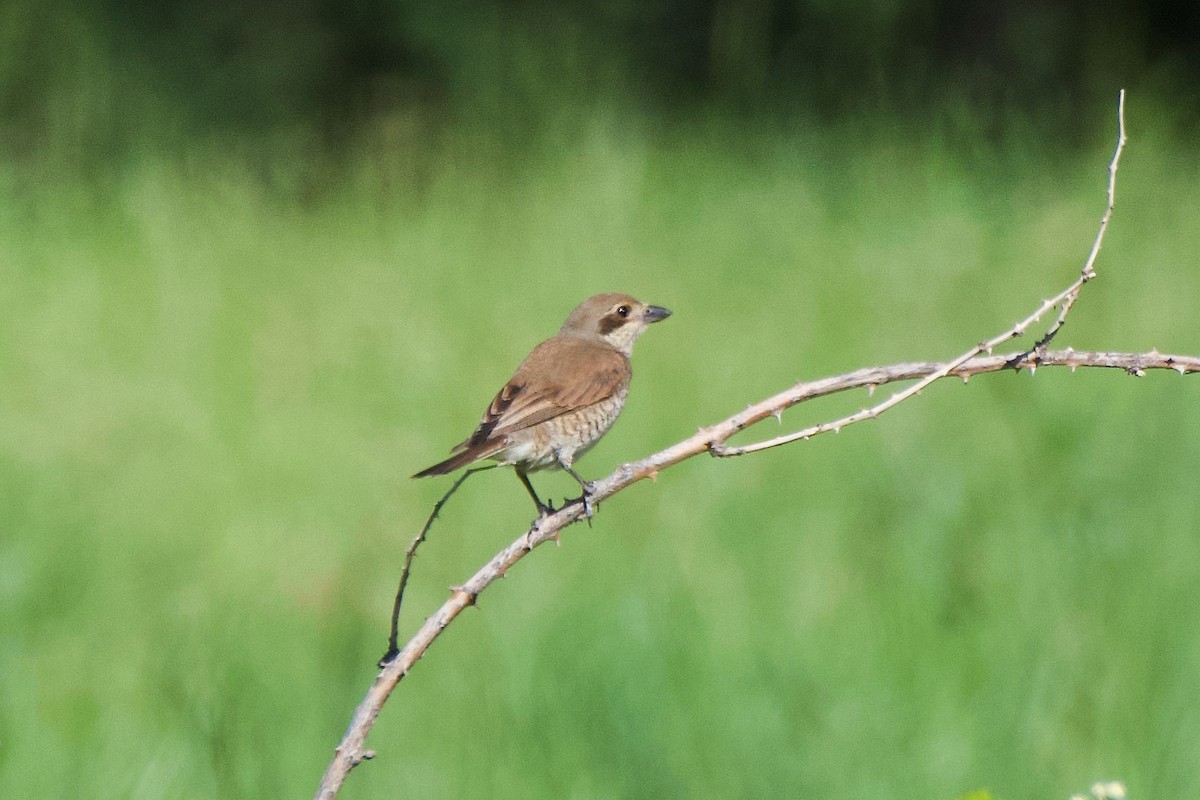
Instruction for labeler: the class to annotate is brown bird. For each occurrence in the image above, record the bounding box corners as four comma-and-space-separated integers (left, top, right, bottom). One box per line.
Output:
414, 293, 672, 514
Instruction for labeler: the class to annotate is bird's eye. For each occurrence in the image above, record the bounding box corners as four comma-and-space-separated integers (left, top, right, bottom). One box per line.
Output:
616, 305, 630, 318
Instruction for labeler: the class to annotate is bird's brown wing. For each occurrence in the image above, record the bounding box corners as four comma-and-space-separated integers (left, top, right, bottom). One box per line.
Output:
455, 338, 631, 450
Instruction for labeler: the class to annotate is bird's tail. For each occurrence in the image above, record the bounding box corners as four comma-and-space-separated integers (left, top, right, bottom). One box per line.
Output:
413, 441, 504, 478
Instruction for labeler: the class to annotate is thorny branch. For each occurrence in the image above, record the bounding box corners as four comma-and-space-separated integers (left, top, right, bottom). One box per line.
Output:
315, 91, 1193, 799
711, 90, 1127, 459
1028, 89, 1128, 354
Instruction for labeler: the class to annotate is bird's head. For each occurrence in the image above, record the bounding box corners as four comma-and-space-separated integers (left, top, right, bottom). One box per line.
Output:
559, 293, 672, 355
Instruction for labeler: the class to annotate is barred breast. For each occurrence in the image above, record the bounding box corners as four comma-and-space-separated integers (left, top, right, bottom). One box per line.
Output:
498, 387, 629, 471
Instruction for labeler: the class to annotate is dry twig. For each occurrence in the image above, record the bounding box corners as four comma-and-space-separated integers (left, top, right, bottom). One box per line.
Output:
712, 90, 1127, 459
379, 465, 496, 667
314, 90, 1190, 799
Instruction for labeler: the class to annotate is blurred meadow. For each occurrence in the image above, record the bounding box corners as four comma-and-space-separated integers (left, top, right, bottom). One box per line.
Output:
2, 2, 1200, 798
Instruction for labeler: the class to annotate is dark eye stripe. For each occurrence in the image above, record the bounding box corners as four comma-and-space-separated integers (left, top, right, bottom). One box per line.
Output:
597, 313, 627, 335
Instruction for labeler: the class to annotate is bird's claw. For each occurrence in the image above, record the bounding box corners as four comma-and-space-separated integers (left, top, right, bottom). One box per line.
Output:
571, 483, 598, 524
530, 499, 556, 527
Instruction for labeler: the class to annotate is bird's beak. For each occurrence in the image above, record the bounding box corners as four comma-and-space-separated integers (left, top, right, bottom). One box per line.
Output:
644, 305, 672, 323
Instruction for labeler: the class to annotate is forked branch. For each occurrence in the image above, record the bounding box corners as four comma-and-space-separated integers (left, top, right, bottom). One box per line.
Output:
712, 90, 1127, 458
315, 90, 1193, 799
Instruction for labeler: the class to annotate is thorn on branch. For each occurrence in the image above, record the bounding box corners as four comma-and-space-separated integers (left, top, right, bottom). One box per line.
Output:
450, 585, 479, 606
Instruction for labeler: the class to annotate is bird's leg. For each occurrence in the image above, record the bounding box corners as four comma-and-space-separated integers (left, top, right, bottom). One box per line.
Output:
515, 466, 555, 518
556, 453, 597, 521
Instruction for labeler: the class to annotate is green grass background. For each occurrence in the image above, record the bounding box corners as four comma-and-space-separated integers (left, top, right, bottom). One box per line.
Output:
2, 86, 1199, 799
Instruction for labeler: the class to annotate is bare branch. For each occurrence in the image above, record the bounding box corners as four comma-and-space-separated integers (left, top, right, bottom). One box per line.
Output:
708, 349, 1197, 457
379, 465, 496, 668
314, 91, 1188, 799
1026, 88, 1127, 353
712, 89, 1128, 459
316, 345, 1197, 798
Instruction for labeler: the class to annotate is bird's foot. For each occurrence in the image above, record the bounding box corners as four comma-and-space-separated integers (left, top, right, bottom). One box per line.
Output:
529, 498, 556, 527
571, 482, 598, 525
